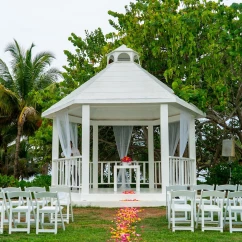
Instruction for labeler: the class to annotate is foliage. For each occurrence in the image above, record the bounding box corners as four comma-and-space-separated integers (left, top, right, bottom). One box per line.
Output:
0, 175, 17, 188
0, 174, 51, 190
107, 0, 242, 164
0, 40, 60, 178
205, 161, 242, 185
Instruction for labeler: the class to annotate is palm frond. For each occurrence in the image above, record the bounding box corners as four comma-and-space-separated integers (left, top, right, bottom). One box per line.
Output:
0, 59, 15, 90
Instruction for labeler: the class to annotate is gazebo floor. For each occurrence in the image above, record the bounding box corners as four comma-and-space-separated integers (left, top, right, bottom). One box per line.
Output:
71, 188, 166, 207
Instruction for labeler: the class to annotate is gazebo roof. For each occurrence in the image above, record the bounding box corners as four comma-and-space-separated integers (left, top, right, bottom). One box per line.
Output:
42, 45, 205, 121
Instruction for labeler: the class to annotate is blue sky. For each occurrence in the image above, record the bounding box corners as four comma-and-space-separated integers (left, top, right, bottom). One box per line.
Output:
0, 0, 240, 71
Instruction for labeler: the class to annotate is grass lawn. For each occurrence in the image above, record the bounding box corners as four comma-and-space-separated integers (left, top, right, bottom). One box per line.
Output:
0, 207, 242, 241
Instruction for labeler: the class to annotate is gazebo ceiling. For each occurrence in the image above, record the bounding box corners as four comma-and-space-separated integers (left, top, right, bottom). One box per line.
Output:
42, 45, 205, 120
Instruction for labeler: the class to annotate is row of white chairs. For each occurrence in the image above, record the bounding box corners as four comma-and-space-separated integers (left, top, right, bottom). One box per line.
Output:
0, 186, 74, 234
166, 184, 242, 233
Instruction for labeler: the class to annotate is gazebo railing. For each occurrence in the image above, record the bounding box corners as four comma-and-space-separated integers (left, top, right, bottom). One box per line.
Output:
51, 157, 195, 190
169, 156, 195, 185
52, 156, 82, 190
90, 161, 155, 186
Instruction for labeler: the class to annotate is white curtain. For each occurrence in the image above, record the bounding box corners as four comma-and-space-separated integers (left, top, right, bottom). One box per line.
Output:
113, 126, 133, 188
169, 122, 180, 156
113, 126, 133, 159
179, 112, 191, 157
70, 122, 78, 149
56, 112, 71, 158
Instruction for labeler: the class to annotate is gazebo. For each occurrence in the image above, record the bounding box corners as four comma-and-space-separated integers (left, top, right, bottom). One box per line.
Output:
42, 45, 205, 207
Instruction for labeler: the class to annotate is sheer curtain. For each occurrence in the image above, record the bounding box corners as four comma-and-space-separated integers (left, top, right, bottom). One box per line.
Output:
56, 112, 71, 158
113, 126, 133, 188
179, 112, 191, 157
70, 122, 78, 149
169, 122, 180, 156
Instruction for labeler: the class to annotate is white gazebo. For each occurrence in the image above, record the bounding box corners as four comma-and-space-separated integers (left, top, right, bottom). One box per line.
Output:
42, 45, 205, 207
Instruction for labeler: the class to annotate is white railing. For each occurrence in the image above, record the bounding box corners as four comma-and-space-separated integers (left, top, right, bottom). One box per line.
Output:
169, 156, 195, 185
52, 157, 194, 190
52, 156, 82, 190
90, 161, 155, 186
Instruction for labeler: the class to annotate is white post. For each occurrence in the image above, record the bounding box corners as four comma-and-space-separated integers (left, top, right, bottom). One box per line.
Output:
148, 125, 154, 189
93, 123, 98, 189
82, 105, 90, 194
52, 118, 59, 186
189, 117, 196, 185
160, 104, 169, 194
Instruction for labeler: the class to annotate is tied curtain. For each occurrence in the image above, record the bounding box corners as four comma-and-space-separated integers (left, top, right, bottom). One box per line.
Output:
113, 126, 133, 188
56, 112, 78, 158
179, 112, 191, 157
169, 122, 180, 156
168, 112, 191, 157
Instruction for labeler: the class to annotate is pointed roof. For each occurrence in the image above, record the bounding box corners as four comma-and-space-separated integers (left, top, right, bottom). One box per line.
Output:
42, 45, 205, 119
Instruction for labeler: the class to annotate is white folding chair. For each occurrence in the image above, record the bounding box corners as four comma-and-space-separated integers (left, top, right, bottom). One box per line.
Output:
34, 192, 65, 234
24, 187, 47, 207
190, 184, 214, 219
50, 186, 74, 223
168, 190, 195, 232
224, 191, 242, 233
166, 185, 188, 219
196, 190, 225, 232
7, 191, 34, 234
3, 187, 23, 223
0, 191, 7, 234
216, 184, 237, 221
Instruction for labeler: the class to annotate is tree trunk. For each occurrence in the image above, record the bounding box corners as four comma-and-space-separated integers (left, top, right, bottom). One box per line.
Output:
14, 123, 22, 179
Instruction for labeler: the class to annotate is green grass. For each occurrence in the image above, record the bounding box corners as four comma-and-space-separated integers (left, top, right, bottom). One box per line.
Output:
1, 207, 242, 241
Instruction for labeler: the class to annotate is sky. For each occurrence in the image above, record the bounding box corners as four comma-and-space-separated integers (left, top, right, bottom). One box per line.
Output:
0, 0, 241, 71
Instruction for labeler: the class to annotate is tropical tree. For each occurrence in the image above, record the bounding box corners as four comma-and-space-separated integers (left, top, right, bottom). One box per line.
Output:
0, 40, 60, 178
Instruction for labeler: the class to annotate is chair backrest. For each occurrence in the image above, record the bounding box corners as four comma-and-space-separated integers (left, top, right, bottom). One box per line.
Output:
3, 187, 21, 192
201, 190, 225, 206
50, 186, 71, 203
6, 191, 31, 199
171, 190, 195, 200
34, 191, 58, 199
166, 185, 188, 192
215, 184, 237, 191
24, 187, 46, 193
227, 191, 242, 199
191, 184, 214, 191
237, 184, 242, 191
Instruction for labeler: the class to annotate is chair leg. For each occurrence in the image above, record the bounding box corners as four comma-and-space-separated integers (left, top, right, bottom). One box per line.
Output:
9, 210, 12, 234
71, 204, 74, 222
36, 210, 39, 234
55, 211, 58, 234
0, 208, 4, 234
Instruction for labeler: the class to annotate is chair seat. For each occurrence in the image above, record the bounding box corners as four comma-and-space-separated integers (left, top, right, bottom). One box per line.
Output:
227, 205, 242, 212
202, 205, 221, 212
39, 206, 62, 213
12, 205, 33, 213
173, 204, 192, 211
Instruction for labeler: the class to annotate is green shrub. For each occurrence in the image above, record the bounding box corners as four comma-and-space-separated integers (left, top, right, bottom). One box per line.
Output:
205, 161, 242, 185
31, 175, 51, 190
0, 175, 18, 188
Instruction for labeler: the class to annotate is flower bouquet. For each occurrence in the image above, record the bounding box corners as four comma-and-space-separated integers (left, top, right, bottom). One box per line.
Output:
121, 156, 132, 164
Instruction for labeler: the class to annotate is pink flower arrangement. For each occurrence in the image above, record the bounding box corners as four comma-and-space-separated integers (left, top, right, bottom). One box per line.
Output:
110, 207, 142, 242
121, 156, 132, 163
122, 190, 135, 194
120, 199, 139, 202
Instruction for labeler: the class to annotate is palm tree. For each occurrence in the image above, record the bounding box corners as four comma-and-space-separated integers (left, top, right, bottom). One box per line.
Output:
0, 40, 60, 178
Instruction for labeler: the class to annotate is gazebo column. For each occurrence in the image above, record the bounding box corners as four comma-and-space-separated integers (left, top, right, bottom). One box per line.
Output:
188, 117, 196, 185
148, 125, 154, 189
51, 118, 59, 186
93, 123, 98, 189
160, 104, 169, 194
82, 105, 90, 194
